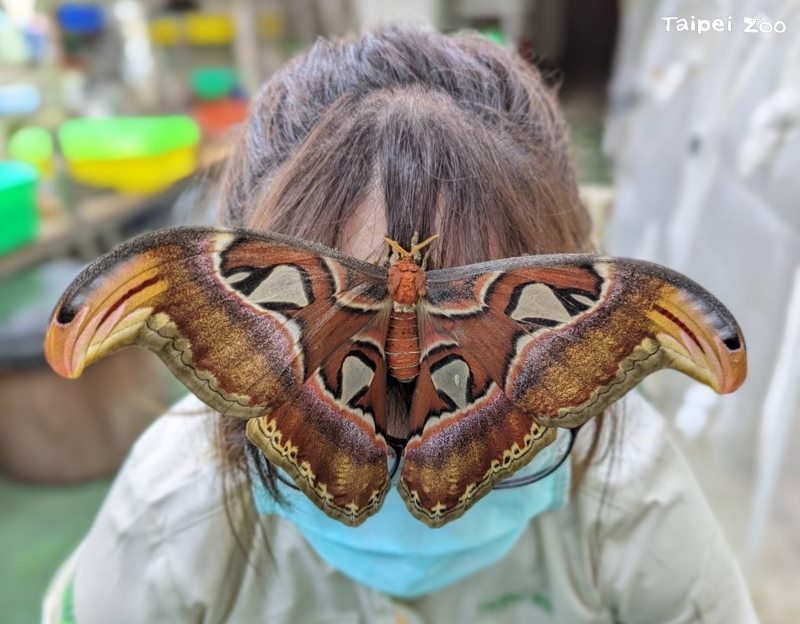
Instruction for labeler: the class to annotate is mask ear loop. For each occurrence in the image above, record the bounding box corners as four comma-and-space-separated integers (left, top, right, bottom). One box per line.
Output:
386, 435, 406, 480
492, 427, 579, 490
274, 470, 301, 491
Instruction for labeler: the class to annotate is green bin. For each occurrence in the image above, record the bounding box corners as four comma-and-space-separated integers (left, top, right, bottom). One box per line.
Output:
8, 127, 54, 176
190, 67, 238, 100
0, 161, 39, 254
58, 116, 200, 193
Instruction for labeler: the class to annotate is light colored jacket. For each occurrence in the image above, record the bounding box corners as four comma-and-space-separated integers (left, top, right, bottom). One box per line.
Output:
42, 393, 758, 623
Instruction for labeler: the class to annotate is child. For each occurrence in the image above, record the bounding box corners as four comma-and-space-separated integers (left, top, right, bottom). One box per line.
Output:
44, 26, 756, 623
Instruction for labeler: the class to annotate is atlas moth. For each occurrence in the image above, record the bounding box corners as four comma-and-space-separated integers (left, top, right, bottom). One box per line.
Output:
45, 227, 746, 527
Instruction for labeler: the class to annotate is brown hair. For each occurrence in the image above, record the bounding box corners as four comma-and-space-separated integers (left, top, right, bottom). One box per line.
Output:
216, 25, 604, 520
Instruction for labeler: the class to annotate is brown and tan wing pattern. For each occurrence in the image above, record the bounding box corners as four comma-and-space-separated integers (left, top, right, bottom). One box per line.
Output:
246, 314, 393, 525
45, 226, 392, 524
399, 255, 746, 526
400, 338, 557, 526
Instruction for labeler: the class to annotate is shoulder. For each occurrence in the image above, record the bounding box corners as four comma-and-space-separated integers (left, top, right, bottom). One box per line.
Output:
575, 391, 689, 517
569, 391, 729, 555
66, 395, 256, 623
116, 393, 226, 529
544, 392, 757, 622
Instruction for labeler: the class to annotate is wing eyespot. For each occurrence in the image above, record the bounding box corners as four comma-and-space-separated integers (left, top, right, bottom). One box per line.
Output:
724, 336, 741, 350
56, 304, 77, 325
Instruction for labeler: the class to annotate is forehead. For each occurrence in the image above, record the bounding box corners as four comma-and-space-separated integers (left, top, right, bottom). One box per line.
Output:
340, 198, 388, 262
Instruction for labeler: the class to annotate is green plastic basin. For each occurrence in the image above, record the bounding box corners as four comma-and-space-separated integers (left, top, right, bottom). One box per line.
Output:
8, 127, 54, 176
58, 116, 201, 161
190, 67, 238, 100
8, 127, 54, 162
0, 162, 39, 254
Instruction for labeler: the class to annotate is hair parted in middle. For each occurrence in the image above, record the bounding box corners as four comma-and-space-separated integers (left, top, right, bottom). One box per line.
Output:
215, 25, 603, 515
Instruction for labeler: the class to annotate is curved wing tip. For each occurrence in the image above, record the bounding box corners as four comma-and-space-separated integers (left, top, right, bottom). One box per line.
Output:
43, 321, 83, 379
43, 342, 72, 379
717, 327, 747, 393
720, 353, 747, 394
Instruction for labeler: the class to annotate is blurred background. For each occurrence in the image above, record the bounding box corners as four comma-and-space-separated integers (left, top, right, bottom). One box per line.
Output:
0, 0, 797, 621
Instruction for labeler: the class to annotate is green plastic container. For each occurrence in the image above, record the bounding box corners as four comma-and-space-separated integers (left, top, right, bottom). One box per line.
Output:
480, 28, 507, 46
190, 67, 238, 101
58, 116, 201, 193
58, 116, 200, 161
0, 162, 39, 254
8, 127, 54, 176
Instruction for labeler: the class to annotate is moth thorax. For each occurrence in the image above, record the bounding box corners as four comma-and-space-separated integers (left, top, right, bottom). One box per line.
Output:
386, 311, 420, 383
387, 261, 426, 306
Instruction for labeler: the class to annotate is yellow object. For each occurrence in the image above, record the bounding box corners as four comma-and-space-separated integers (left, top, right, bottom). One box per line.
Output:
150, 17, 181, 46
185, 13, 234, 45
66, 146, 197, 194
258, 12, 285, 40
33, 158, 54, 178
59, 116, 200, 193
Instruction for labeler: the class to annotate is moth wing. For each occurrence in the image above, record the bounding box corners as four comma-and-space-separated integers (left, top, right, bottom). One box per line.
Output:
399, 339, 557, 527
246, 313, 393, 526
46, 226, 394, 524
399, 254, 746, 526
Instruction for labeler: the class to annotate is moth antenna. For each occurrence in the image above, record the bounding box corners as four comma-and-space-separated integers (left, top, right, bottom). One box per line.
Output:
409, 234, 439, 261
384, 236, 407, 265
421, 249, 432, 270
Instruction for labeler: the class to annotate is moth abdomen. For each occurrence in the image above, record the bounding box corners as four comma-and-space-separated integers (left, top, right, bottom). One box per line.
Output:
386, 311, 420, 382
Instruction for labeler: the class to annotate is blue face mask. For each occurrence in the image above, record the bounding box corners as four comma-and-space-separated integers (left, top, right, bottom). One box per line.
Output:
251, 435, 571, 599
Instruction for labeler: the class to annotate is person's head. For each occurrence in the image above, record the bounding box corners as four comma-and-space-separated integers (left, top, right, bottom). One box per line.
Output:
216, 25, 601, 515
221, 25, 590, 263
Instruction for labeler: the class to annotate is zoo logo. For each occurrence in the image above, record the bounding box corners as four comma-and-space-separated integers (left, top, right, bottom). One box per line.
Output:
743, 14, 786, 33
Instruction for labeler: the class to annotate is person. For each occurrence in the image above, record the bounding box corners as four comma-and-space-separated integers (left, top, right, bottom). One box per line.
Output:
43, 26, 757, 623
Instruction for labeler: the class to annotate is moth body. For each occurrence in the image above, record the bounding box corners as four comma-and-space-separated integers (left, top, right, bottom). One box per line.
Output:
386, 257, 427, 382
386, 310, 420, 382
387, 258, 426, 305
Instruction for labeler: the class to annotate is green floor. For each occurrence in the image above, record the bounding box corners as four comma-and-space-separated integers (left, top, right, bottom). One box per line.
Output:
0, 476, 111, 622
